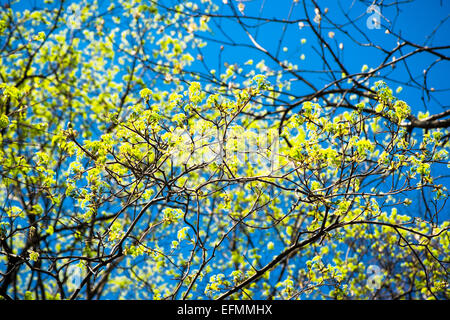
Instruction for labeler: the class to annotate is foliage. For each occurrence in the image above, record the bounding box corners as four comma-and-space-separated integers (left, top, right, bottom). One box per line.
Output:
0, 0, 449, 300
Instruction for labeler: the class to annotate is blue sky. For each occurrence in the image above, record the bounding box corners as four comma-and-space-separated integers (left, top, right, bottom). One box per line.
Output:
188, 0, 448, 110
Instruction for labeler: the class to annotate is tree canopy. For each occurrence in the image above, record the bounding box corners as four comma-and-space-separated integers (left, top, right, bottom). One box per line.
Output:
0, 0, 449, 300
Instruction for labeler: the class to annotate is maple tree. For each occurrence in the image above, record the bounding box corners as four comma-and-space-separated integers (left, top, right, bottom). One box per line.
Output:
0, 0, 449, 300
